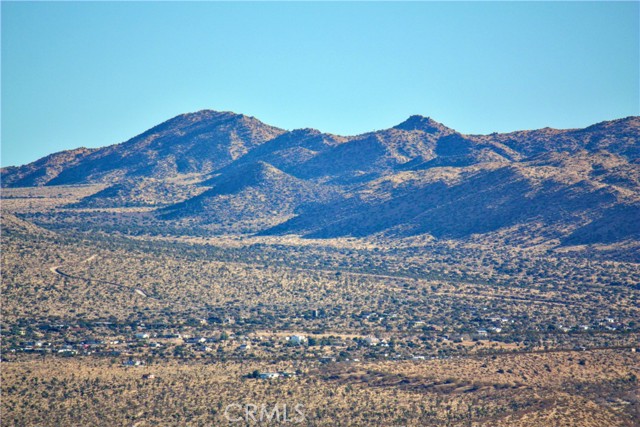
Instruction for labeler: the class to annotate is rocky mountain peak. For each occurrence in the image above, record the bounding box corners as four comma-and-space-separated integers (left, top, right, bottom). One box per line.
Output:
393, 115, 452, 134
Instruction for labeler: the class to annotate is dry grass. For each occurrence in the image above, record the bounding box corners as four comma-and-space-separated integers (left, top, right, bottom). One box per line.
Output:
2, 349, 637, 426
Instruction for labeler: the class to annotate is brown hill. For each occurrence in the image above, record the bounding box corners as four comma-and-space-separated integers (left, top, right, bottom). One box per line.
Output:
2, 110, 285, 187
2, 111, 638, 249
160, 161, 342, 233
261, 150, 639, 246
1, 148, 96, 187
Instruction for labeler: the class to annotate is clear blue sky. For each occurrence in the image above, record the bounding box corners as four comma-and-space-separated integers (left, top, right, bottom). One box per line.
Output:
2, 1, 638, 167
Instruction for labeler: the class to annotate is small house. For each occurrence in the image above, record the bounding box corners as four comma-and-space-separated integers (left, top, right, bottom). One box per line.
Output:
258, 372, 280, 379
364, 336, 380, 346
289, 335, 307, 345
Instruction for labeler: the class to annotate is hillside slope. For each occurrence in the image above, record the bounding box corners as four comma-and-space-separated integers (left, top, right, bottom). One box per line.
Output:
3, 111, 638, 248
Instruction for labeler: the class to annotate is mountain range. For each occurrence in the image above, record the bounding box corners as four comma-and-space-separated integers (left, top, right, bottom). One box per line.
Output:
2, 110, 639, 247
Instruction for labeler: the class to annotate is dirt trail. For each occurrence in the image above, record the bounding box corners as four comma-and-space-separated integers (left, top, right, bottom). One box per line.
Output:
49, 256, 150, 299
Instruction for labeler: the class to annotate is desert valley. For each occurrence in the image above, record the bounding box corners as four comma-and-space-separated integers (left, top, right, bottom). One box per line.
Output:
1, 110, 639, 426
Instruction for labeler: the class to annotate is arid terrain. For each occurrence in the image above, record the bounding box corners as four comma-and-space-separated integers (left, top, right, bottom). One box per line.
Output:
1, 112, 639, 426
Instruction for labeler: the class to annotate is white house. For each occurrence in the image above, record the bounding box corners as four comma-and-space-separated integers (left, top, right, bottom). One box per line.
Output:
289, 335, 307, 345
364, 336, 380, 346
259, 372, 280, 379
